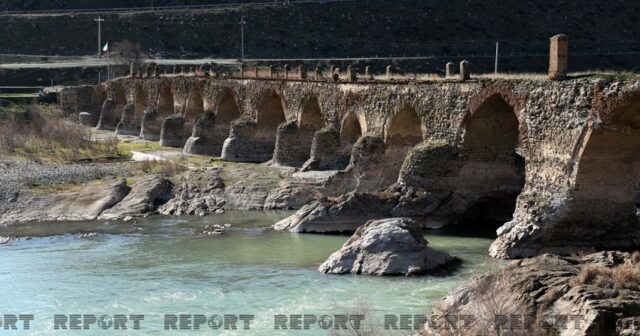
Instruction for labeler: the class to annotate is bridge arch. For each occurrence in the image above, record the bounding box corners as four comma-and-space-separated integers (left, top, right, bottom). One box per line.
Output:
157, 84, 175, 118
385, 104, 423, 146
185, 88, 205, 125
211, 88, 242, 154
133, 85, 149, 128
567, 94, 640, 244
457, 93, 525, 230
255, 90, 287, 160
340, 112, 363, 147
217, 88, 241, 124
298, 97, 324, 130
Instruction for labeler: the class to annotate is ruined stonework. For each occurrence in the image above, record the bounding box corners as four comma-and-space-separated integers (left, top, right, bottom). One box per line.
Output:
59, 85, 106, 122
302, 127, 341, 171
183, 113, 217, 155
68, 75, 640, 259
549, 34, 569, 80
160, 115, 186, 147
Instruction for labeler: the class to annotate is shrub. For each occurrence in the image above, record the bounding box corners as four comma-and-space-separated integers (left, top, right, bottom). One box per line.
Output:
0, 107, 120, 162
574, 260, 640, 291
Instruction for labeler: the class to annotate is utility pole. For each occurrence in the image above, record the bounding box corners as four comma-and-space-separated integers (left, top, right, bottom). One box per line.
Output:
95, 16, 104, 57
494, 41, 499, 75
240, 17, 246, 61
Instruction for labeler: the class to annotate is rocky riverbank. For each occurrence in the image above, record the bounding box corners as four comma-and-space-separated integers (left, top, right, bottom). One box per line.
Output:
0, 157, 333, 227
420, 251, 640, 336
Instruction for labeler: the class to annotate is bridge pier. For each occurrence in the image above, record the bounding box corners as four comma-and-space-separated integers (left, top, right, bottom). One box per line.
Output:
159, 115, 186, 147
301, 127, 342, 171
222, 120, 277, 162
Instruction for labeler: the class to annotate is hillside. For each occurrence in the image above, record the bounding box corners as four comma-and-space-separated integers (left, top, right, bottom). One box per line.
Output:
0, 0, 253, 11
1, 0, 639, 73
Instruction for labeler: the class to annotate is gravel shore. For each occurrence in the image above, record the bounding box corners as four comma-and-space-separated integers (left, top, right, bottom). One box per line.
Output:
0, 159, 131, 215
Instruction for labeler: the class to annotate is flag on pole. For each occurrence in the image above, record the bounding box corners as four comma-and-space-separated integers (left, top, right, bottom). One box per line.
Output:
102, 42, 109, 53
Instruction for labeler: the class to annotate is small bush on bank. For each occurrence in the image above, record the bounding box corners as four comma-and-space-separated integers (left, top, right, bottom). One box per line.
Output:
0, 106, 120, 163
574, 252, 640, 291
133, 157, 188, 176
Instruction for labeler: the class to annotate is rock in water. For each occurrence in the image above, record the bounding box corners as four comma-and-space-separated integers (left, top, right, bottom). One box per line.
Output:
318, 218, 459, 276
195, 224, 231, 236
423, 251, 640, 336
273, 192, 398, 233
99, 174, 172, 220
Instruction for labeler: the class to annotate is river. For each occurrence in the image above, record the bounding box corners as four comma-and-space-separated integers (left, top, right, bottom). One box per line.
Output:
0, 211, 498, 335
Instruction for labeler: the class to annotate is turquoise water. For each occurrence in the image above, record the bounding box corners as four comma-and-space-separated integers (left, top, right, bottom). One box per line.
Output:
0, 212, 497, 335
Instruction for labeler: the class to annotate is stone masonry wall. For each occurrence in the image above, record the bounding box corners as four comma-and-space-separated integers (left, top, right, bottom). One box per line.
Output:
79, 76, 640, 258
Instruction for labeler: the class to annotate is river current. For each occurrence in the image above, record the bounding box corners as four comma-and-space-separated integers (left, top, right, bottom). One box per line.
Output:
0, 211, 497, 335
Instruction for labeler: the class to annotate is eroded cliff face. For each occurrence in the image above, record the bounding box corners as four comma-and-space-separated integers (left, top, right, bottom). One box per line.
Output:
422, 251, 640, 336
60, 76, 640, 259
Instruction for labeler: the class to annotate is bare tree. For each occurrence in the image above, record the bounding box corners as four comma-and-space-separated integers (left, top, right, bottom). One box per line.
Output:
111, 40, 147, 67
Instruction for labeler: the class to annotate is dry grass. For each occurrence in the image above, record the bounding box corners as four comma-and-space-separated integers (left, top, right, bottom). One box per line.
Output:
574, 252, 640, 291
130, 157, 188, 176
0, 106, 121, 163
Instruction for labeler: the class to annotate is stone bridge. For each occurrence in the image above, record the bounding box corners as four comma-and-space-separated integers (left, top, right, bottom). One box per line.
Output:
59, 73, 640, 259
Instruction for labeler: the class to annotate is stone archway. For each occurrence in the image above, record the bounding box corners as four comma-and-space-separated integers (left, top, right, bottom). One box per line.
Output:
117, 85, 148, 135
562, 95, 640, 247
296, 97, 325, 163
299, 97, 323, 130
113, 85, 126, 127
338, 112, 363, 169
255, 90, 287, 160
133, 85, 149, 128
158, 85, 175, 118
184, 89, 205, 133
385, 105, 423, 168
456, 94, 524, 230
218, 89, 241, 125
210, 89, 242, 155
273, 96, 324, 167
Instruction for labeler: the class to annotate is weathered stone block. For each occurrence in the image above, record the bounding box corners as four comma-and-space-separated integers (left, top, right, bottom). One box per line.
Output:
347, 65, 357, 82
183, 114, 219, 156
159, 115, 186, 147
445, 62, 454, 78
549, 34, 569, 80
273, 121, 312, 167
302, 127, 343, 171
221, 120, 277, 163
139, 107, 160, 141
78, 112, 97, 127
459, 60, 470, 80
115, 103, 140, 136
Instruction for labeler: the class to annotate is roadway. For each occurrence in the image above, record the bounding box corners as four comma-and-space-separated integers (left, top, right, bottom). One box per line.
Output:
0, 58, 240, 69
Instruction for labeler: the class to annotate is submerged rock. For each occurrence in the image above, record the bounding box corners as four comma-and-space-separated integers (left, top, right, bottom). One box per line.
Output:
195, 224, 231, 236
0, 236, 14, 245
76, 232, 103, 239
273, 192, 398, 233
318, 218, 460, 276
99, 174, 172, 220
423, 251, 640, 336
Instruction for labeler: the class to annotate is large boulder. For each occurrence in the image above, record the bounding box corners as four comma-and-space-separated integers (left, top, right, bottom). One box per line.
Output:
423, 251, 640, 336
99, 174, 172, 220
158, 168, 226, 216
272, 192, 399, 233
0, 179, 130, 224
318, 218, 460, 276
